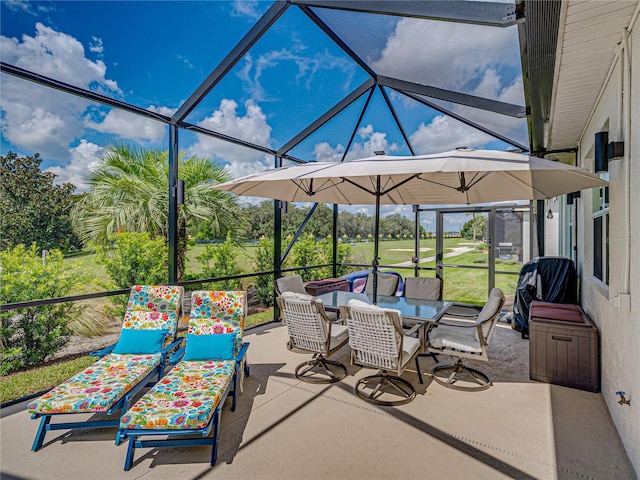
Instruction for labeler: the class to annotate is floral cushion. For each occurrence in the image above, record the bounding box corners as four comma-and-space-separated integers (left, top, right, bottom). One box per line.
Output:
28, 354, 161, 415
127, 285, 184, 313
189, 291, 246, 354
122, 310, 178, 347
120, 360, 234, 431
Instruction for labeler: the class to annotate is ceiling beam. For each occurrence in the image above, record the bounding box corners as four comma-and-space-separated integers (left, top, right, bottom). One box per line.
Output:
292, 0, 524, 28
397, 89, 528, 151
1, 62, 171, 123
378, 75, 527, 118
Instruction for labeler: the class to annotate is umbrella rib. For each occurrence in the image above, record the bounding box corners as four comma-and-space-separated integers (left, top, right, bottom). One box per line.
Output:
416, 176, 459, 191
465, 172, 492, 189
380, 174, 420, 196
341, 177, 376, 196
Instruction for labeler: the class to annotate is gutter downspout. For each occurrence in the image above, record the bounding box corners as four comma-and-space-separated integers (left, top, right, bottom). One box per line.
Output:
621, 28, 632, 294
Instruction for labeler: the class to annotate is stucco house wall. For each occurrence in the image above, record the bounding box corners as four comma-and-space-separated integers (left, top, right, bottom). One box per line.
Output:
575, 19, 639, 473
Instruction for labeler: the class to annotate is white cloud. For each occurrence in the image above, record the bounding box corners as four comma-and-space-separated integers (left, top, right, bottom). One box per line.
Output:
409, 115, 494, 154
89, 36, 103, 54
408, 70, 527, 154
45, 140, 104, 191
231, 0, 262, 20
84, 105, 174, 143
371, 17, 520, 97
0, 23, 120, 159
187, 99, 274, 177
237, 47, 355, 101
312, 124, 400, 162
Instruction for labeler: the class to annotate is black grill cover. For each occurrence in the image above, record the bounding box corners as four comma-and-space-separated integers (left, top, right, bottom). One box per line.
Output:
513, 256, 577, 328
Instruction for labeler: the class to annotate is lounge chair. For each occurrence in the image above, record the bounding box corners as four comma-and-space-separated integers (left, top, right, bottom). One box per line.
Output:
119, 290, 250, 471
28, 285, 184, 451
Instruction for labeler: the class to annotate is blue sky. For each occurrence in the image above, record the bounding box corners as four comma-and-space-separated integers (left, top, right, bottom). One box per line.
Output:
1, 0, 528, 228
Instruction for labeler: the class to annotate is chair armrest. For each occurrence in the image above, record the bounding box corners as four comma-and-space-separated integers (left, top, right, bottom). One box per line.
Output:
437, 319, 478, 328
89, 343, 116, 358
236, 342, 250, 364
403, 321, 423, 337
162, 337, 185, 356
168, 346, 186, 365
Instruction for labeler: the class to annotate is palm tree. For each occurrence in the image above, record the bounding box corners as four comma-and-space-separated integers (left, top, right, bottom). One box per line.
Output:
72, 142, 240, 280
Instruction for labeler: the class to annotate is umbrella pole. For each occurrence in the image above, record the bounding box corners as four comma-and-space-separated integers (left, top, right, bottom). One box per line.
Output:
373, 178, 381, 304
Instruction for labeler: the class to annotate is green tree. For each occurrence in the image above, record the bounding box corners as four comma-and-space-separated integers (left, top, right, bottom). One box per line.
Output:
0, 244, 89, 374
72, 143, 239, 280
0, 151, 82, 252
461, 214, 487, 240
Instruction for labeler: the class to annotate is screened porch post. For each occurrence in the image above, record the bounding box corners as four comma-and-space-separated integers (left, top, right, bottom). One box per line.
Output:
168, 124, 179, 285
332, 204, 338, 278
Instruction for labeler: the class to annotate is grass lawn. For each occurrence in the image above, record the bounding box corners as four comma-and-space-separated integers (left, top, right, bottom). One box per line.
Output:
0, 356, 97, 404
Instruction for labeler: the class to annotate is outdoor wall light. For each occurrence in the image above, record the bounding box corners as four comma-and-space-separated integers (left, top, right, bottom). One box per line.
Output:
547, 209, 553, 219
595, 132, 625, 172
616, 391, 631, 406
176, 179, 185, 205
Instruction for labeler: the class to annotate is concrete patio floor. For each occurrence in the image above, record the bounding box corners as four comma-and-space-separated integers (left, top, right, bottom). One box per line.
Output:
1, 321, 636, 480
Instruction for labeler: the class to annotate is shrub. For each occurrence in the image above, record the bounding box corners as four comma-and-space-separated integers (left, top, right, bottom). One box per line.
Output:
291, 235, 323, 281
96, 232, 167, 289
253, 237, 274, 307
196, 234, 241, 290
0, 244, 89, 374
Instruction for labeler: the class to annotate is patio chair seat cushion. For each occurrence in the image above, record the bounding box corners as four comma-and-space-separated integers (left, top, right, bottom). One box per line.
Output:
28, 353, 162, 414
329, 324, 349, 350
120, 360, 234, 431
429, 325, 481, 353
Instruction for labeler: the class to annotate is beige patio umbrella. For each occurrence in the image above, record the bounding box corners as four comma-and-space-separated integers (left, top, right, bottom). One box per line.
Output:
213, 148, 607, 300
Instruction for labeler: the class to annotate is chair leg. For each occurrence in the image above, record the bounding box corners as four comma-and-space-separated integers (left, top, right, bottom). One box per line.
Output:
210, 409, 221, 466
294, 355, 347, 384
414, 357, 423, 385
431, 358, 492, 392
124, 435, 136, 471
31, 415, 51, 451
355, 371, 416, 406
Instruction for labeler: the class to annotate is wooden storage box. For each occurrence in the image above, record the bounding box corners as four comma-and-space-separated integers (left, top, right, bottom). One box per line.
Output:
304, 278, 350, 296
529, 302, 599, 392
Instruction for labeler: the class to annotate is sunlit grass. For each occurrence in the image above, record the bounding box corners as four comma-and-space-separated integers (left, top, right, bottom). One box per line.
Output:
0, 356, 97, 404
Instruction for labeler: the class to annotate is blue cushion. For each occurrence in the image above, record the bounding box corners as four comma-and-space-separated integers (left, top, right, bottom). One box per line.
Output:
183, 333, 236, 361
112, 328, 167, 354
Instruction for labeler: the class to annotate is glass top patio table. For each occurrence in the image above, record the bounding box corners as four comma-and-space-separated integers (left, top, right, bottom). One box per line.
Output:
317, 291, 452, 326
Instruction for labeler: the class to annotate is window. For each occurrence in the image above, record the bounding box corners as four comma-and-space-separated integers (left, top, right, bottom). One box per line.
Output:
592, 179, 609, 284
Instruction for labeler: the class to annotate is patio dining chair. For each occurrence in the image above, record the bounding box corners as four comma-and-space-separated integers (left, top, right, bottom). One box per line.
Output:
277, 292, 349, 383
119, 290, 249, 471
28, 285, 184, 451
403, 277, 443, 301
276, 274, 339, 321
364, 272, 400, 296
426, 288, 504, 391
340, 299, 423, 406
